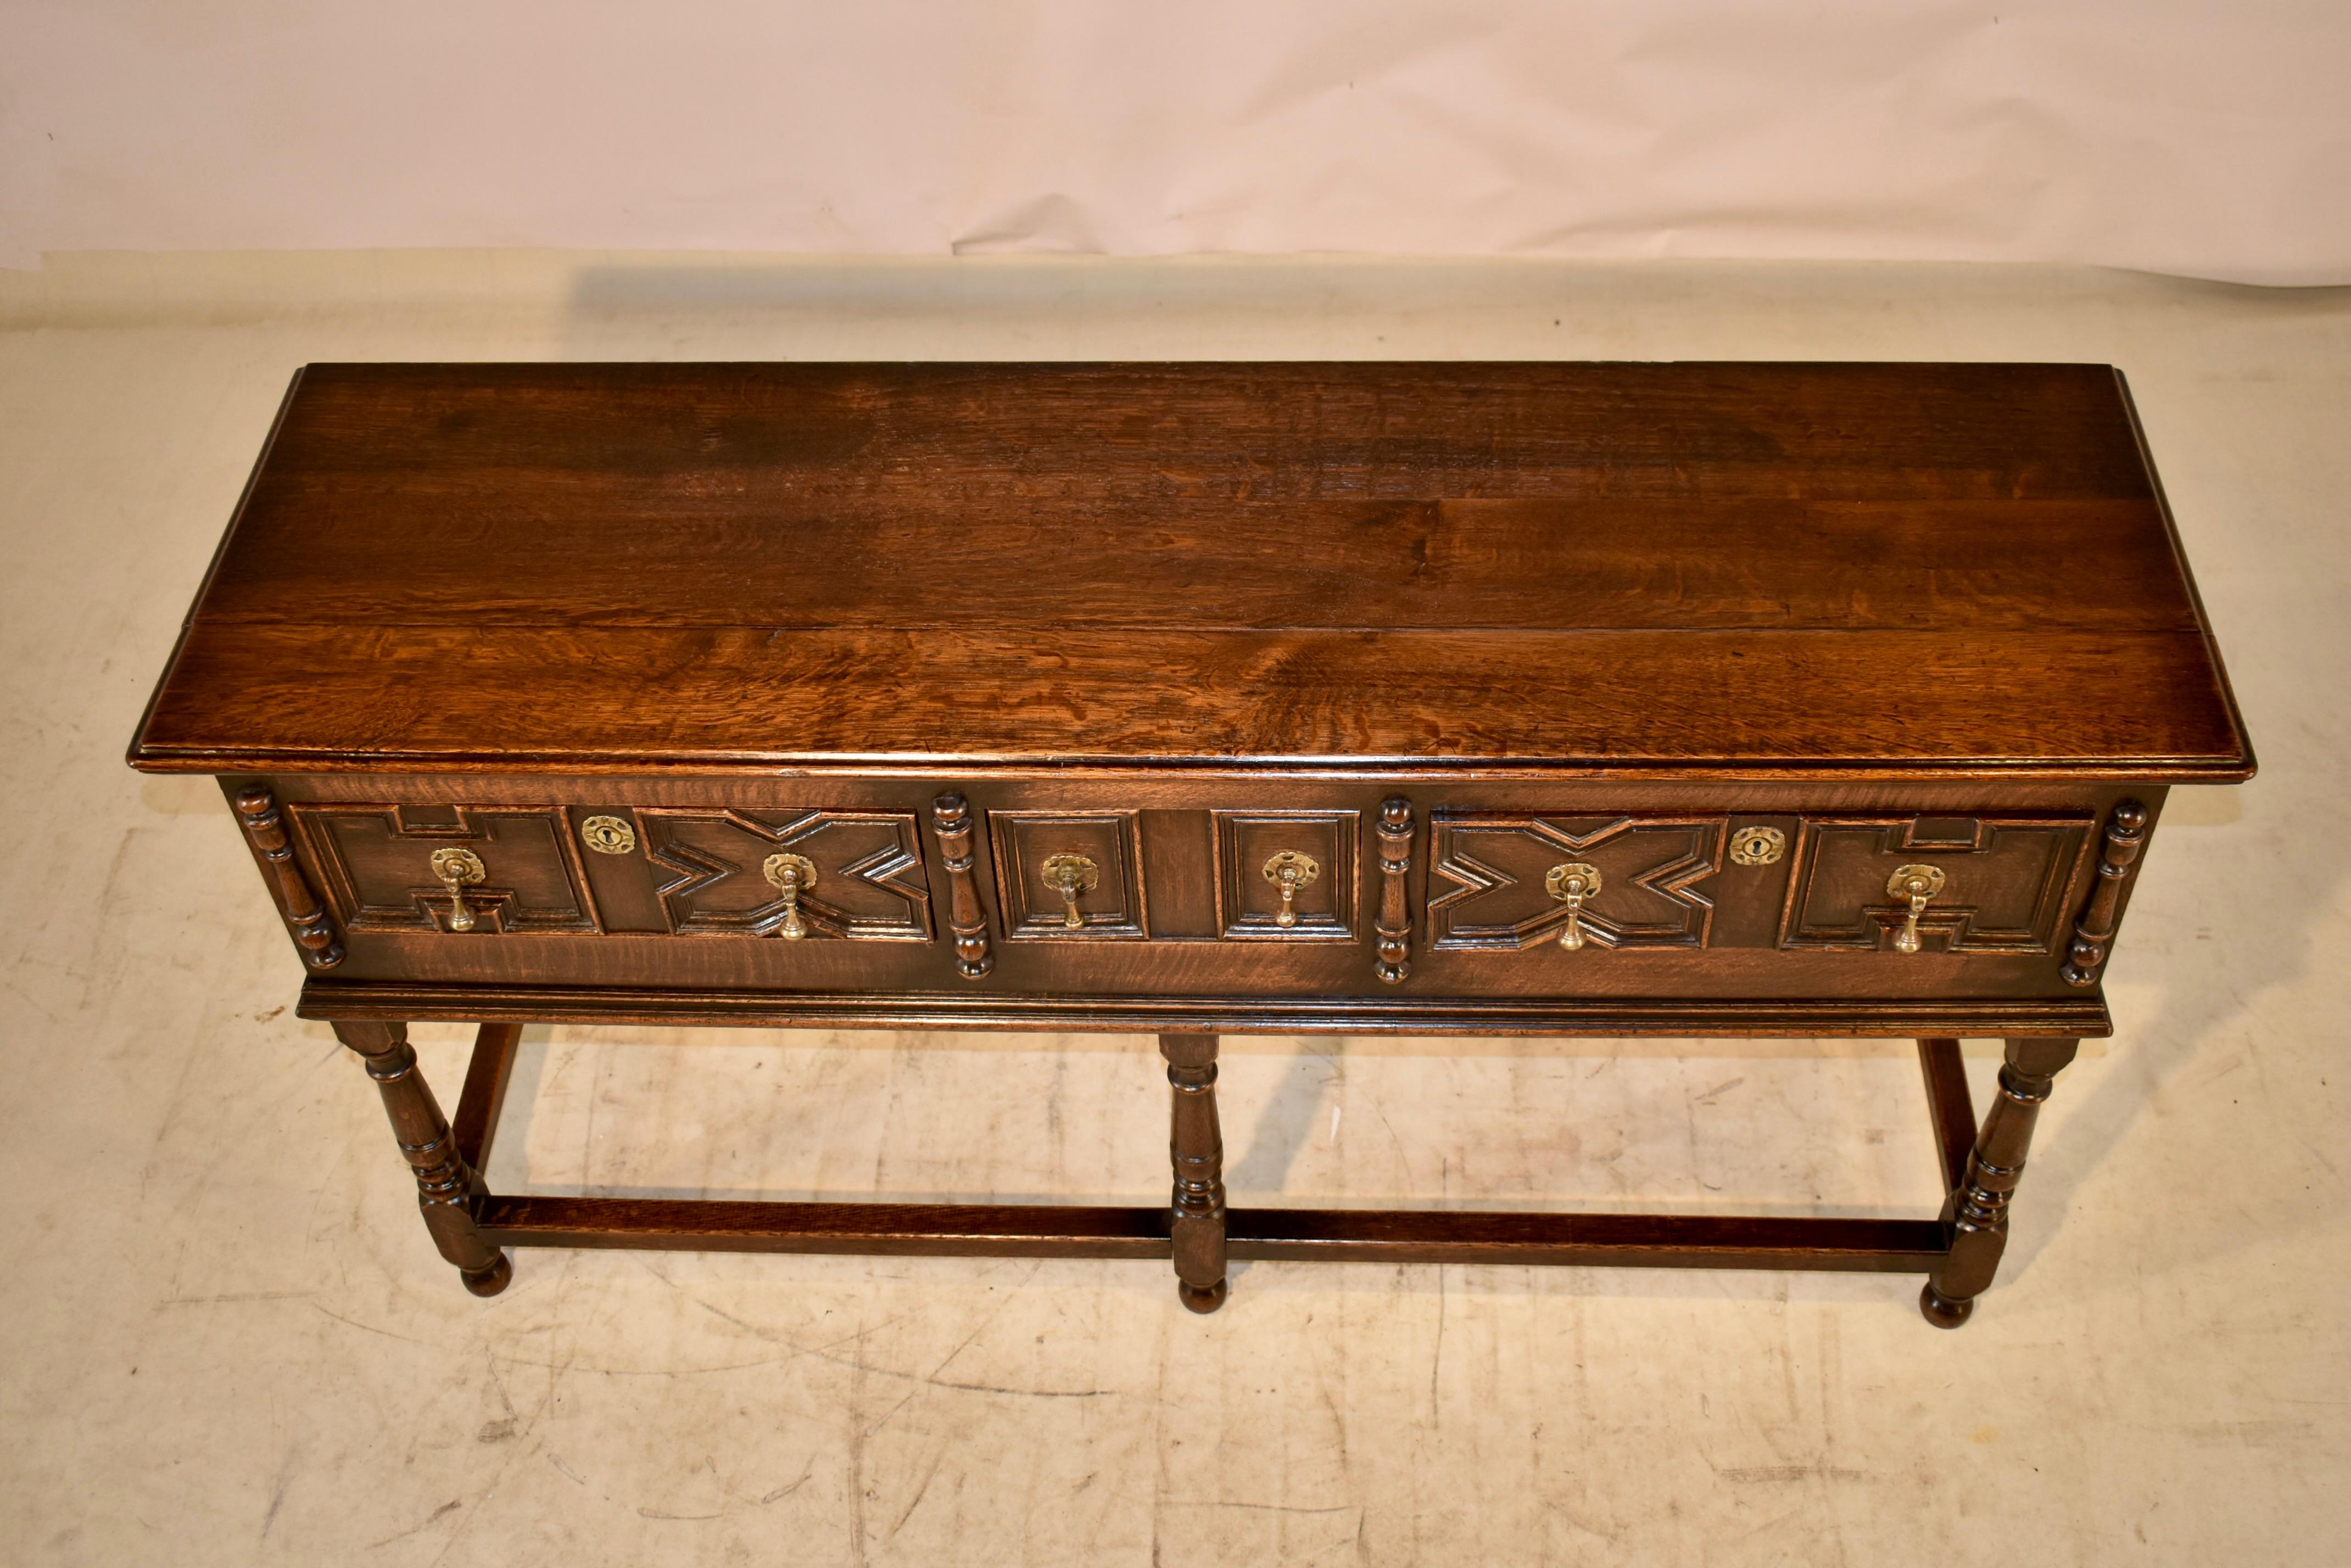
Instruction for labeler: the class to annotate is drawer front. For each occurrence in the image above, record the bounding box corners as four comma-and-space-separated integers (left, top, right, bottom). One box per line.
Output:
295, 803, 600, 936
632, 808, 933, 940
1422, 808, 2094, 958
1211, 810, 1359, 942
289, 802, 936, 942
1427, 811, 1724, 950
258, 778, 2135, 1003
1780, 815, 2093, 955
989, 810, 1148, 940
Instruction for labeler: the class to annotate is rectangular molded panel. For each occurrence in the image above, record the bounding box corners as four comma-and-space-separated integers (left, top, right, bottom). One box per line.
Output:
989, 810, 1148, 940
1211, 810, 1360, 941
1779, 815, 2095, 955
290, 803, 600, 935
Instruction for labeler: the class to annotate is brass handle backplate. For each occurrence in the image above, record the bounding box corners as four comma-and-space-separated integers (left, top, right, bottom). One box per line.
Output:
429, 847, 486, 933
1887, 863, 1947, 954
1261, 850, 1321, 928
1545, 861, 1602, 950
1041, 852, 1100, 929
763, 852, 819, 940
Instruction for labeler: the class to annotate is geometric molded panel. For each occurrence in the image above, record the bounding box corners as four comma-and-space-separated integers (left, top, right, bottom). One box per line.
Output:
990, 810, 1147, 940
636, 809, 932, 940
1778, 815, 2095, 955
288, 803, 600, 934
1210, 809, 1359, 941
1427, 812, 1725, 950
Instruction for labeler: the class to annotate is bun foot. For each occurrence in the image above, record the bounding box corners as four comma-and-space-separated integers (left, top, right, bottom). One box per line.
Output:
461, 1252, 514, 1297
1177, 1278, 1228, 1314
1919, 1281, 1973, 1329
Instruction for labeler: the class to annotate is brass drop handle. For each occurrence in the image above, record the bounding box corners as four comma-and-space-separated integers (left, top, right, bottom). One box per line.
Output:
763, 852, 819, 941
1041, 853, 1099, 929
1887, 864, 1947, 954
429, 847, 486, 933
1545, 861, 1602, 950
1261, 850, 1321, 928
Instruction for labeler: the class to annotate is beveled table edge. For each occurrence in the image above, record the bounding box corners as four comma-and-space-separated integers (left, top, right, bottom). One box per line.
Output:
128, 748, 2257, 783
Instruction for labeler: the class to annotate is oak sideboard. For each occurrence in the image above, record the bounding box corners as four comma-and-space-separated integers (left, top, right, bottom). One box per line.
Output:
129, 361, 2253, 1324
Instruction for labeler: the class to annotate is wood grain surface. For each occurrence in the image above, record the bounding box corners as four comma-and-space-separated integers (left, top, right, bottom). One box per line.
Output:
129, 361, 2253, 780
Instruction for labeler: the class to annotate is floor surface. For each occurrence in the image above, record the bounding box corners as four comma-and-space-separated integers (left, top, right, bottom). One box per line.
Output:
1, 253, 2346, 1565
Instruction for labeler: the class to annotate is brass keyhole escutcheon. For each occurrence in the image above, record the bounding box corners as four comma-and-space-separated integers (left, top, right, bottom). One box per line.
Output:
579, 814, 636, 855
763, 852, 819, 941
429, 847, 487, 933
1041, 853, 1100, 929
1728, 826, 1786, 866
1886, 863, 1947, 954
1545, 861, 1602, 950
1261, 850, 1321, 928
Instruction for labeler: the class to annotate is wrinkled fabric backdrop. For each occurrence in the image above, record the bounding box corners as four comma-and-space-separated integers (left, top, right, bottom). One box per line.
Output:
2, 0, 2344, 283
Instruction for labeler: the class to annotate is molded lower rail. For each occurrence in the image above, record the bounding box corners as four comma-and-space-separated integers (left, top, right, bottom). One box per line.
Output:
303, 978, 2108, 1040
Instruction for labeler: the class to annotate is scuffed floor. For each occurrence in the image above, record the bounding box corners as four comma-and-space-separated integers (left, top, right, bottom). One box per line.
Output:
1, 254, 2344, 1565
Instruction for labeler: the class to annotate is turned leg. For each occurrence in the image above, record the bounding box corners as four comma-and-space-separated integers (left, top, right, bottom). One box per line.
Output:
1921, 1036, 2079, 1328
1158, 1032, 1228, 1313
333, 1021, 512, 1297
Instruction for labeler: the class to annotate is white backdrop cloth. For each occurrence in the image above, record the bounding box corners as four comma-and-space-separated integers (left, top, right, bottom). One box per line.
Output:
3, 0, 2345, 283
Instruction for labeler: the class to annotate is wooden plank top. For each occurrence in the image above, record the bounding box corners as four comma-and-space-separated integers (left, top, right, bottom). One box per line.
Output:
130, 362, 2254, 780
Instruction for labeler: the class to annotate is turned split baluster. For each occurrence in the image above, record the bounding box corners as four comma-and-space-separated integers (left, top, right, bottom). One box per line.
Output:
1373, 797, 1415, 984
930, 793, 995, 978
2062, 799, 2151, 987
332, 1020, 512, 1297
232, 784, 343, 970
1158, 1033, 1227, 1312
1920, 1036, 2080, 1327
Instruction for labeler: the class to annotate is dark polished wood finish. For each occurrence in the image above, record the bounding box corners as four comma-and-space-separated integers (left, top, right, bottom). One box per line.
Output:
333, 1020, 511, 1297
132, 363, 2250, 781
473, 1195, 1948, 1272
1916, 1037, 1978, 1195
131, 361, 2251, 1322
929, 792, 995, 978
1158, 1033, 1228, 1312
2062, 799, 2152, 987
1373, 797, 1416, 983
305, 979, 2109, 1039
232, 784, 342, 971
1922, 1037, 2083, 1326
450, 1021, 523, 1173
